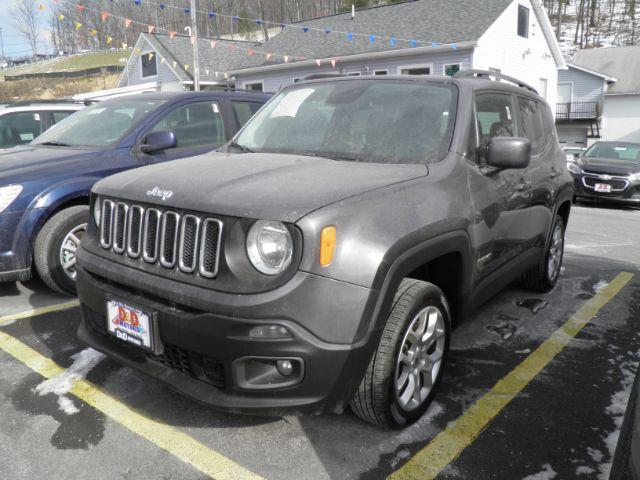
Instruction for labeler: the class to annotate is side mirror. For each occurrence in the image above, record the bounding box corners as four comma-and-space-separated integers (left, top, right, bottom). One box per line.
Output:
140, 130, 176, 154
486, 137, 531, 169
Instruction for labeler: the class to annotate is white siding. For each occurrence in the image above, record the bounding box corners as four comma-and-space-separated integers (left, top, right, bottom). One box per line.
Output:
118, 37, 183, 90
237, 51, 473, 93
602, 95, 640, 142
472, 0, 559, 109
557, 67, 605, 104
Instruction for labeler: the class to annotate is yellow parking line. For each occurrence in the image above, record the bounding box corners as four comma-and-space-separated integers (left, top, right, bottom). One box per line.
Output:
389, 271, 634, 480
0, 299, 80, 326
0, 331, 264, 480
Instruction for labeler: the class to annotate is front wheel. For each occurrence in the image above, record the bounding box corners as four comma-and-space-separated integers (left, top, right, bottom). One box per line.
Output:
350, 279, 451, 427
521, 214, 565, 292
34, 206, 89, 295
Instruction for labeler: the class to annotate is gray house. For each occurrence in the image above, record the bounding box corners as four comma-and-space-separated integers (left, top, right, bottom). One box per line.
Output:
117, 0, 565, 104
555, 63, 616, 147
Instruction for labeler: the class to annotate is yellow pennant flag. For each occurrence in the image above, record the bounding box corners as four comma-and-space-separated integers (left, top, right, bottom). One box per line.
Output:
148, 53, 154, 60
58, 14, 65, 21
90, 29, 97, 36
135, 48, 141, 54
184, 64, 189, 71
106, 36, 112, 44
122, 42, 128, 49
38, 4, 45, 11
75, 22, 82, 30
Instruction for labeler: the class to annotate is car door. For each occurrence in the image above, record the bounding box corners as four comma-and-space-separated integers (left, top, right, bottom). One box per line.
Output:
0, 111, 47, 148
516, 96, 556, 252
466, 92, 533, 280
137, 100, 227, 164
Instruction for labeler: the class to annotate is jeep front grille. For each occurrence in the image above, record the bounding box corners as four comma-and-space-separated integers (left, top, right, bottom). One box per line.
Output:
100, 199, 223, 278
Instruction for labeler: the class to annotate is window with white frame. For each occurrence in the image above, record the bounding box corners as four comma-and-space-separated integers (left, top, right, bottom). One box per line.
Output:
443, 64, 461, 77
141, 52, 157, 78
400, 64, 432, 76
244, 81, 264, 92
346, 71, 362, 76
373, 69, 388, 76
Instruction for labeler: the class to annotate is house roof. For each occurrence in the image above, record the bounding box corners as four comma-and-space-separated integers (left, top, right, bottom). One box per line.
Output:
573, 46, 640, 95
139, 33, 259, 83
566, 63, 617, 83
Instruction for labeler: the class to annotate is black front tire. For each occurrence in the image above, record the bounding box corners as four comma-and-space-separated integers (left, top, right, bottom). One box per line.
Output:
350, 279, 451, 427
34, 206, 89, 295
521, 214, 565, 293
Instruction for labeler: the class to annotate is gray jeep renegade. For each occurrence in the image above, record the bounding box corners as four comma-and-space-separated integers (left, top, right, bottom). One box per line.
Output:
76, 71, 574, 427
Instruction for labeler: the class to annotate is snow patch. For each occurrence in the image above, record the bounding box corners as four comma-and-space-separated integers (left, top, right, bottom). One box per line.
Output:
515, 349, 532, 354
389, 449, 411, 468
576, 465, 595, 476
522, 464, 557, 480
34, 348, 105, 415
593, 281, 609, 293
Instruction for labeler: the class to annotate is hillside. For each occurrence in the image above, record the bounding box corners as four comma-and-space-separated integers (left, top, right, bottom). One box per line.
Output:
0, 51, 129, 79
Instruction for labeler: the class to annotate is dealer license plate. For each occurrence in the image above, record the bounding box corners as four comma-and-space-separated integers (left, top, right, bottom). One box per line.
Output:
594, 183, 612, 193
106, 299, 154, 351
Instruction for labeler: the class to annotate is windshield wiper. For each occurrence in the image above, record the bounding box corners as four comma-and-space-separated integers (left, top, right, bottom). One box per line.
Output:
227, 141, 254, 153
38, 141, 72, 147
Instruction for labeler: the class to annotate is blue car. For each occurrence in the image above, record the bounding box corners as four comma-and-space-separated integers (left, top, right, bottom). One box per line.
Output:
0, 90, 270, 294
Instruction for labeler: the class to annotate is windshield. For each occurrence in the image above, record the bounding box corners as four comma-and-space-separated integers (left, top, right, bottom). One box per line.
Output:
584, 143, 640, 162
34, 98, 166, 148
234, 80, 457, 164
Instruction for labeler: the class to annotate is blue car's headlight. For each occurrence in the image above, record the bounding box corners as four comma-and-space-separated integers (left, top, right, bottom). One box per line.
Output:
0, 185, 23, 213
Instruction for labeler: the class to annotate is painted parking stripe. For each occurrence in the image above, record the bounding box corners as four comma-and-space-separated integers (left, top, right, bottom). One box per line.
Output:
389, 271, 634, 480
0, 299, 80, 327
0, 331, 264, 480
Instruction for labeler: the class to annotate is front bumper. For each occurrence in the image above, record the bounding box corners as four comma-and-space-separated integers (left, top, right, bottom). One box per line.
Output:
572, 173, 640, 204
0, 210, 31, 282
76, 247, 380, 415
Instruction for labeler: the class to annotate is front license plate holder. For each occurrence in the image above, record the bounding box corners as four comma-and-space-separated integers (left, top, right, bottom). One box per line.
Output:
594, 183, 612, 193
106, 298, 163, 354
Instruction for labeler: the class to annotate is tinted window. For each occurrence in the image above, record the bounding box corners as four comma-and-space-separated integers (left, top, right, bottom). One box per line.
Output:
151, 102, 225, 148
518, 97, 546, 154
0, 111, 46, 148
518, 5, 529, 38
235, 80, 457, 165
585, 143, 640, 161
475, 93, 518, 149
232, 101, 262, 128
141, 53, 157, 78
245, 83, 263, 92
34, 99, 165, 148
400, 66, 431, 75
444, 64, 461, 77
52, 111, 75, 123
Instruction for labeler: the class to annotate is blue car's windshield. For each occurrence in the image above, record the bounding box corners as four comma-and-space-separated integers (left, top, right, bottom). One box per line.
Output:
234, 80, 457, 164
34, 98, 166, 148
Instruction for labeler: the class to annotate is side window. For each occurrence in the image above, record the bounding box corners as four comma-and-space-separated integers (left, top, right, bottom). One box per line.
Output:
52, 111, 75, 123
474, 93, 518, 150
518, 97, 546, 155
151, 102, 225, 149
0, 111, 46, 147
232, 101, 262, 128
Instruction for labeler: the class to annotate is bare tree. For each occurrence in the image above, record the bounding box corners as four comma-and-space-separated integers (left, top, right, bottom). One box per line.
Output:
11, 0, 41, 57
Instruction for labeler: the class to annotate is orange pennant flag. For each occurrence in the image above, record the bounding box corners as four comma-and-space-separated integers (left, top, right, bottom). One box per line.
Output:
148, 25, 155, 34
331, 59, 337, 68
315, 59, 321, 67
76, 4, 85, 12
247, 49, 253, 56
265, 53, 272, 60
125, 18, 132, 28
169, 31, 176, 39
284, 55, 289, 63
190, 36, 196, 45
101, 11, 109, 21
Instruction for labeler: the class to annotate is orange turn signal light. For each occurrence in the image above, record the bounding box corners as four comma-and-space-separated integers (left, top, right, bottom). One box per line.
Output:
319, 226, 337, 267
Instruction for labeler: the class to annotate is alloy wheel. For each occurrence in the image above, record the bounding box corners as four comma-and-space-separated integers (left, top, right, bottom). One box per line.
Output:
547, 223, 564, 283
59, 223, 86, 281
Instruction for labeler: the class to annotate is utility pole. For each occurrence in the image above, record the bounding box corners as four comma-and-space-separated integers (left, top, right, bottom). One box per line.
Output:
190, 0, 200, 91
0, 28, 5, 64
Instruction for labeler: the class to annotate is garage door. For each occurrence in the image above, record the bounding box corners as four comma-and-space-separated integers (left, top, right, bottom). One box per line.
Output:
556, 126, 588, 147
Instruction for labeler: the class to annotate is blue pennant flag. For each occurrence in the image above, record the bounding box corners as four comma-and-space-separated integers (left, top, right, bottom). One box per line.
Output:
232, 16, 239, 22
209, 12, 216, 18
133, 0, 141, 5
431, 42, 437, 48
451, 43, 458, 50
410, 40, 417, 48
369, 35, 376, 44
390, 37, 396, 46
256, 19, 263, 25
325, 29, 331, 34
303, 27, 309, 33
159, 3, 165, 8
184, 8, 190, 14
281, 23, 287, 29
347, 32, 354, 41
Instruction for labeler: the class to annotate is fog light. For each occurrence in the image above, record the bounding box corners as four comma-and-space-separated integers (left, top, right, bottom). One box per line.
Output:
249, 325, 291, 339
276, 360, 293, 376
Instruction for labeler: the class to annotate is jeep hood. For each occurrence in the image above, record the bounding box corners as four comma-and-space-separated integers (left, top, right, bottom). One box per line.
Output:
93, 152, 427, 222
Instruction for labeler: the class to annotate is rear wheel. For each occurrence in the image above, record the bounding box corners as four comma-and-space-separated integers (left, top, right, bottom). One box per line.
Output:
350, 279, 451, 427
521, 214, 565, 292
34, 206, 88, 295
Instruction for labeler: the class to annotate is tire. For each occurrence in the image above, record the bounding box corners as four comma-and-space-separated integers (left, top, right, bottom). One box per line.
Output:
350, 279, 451, 427
34, 206, 89, 295
521, 214, 565, 293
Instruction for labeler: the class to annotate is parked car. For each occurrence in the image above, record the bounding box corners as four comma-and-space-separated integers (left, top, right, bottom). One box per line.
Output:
75, 72, 573, 427
0, 91, 270, 294
568, 141, 640, 205
562, 145, 586, 163
0, 100, 84, 150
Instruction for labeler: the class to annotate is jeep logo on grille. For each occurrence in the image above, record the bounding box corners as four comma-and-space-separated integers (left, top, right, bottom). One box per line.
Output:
146, 187, 173, 201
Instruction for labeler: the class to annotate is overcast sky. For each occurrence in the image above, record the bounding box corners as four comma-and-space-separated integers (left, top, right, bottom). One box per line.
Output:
0, 0, 52, 58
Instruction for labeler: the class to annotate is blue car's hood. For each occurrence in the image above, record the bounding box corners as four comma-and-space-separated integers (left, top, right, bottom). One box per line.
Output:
0, 145, 104, 184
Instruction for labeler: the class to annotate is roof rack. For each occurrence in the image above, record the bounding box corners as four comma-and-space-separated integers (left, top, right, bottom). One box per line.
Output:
453, 69, 539, 95
301, 73, 346, 81
8, 99, 84, 107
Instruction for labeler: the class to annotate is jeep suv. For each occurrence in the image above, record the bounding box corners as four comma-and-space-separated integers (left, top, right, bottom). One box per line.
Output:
76, 72, 573, 427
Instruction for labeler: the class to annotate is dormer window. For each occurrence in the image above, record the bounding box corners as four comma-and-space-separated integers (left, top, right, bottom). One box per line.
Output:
518, 5, 530, 38
141, 52, 158, 78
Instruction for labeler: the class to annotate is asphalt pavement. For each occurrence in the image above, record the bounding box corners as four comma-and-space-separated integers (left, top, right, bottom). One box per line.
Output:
0, 203, 639, 480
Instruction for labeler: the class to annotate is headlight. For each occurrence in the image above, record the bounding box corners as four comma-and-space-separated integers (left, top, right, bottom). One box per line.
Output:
93, 195, 101, 227
0, 185, 23, 213
567, 162, 581, 175
246, 220, 293, 275
630, 172, 640, 181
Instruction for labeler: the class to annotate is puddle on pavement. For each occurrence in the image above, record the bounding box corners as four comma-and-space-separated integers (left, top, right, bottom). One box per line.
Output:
486, 323, 517, 340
